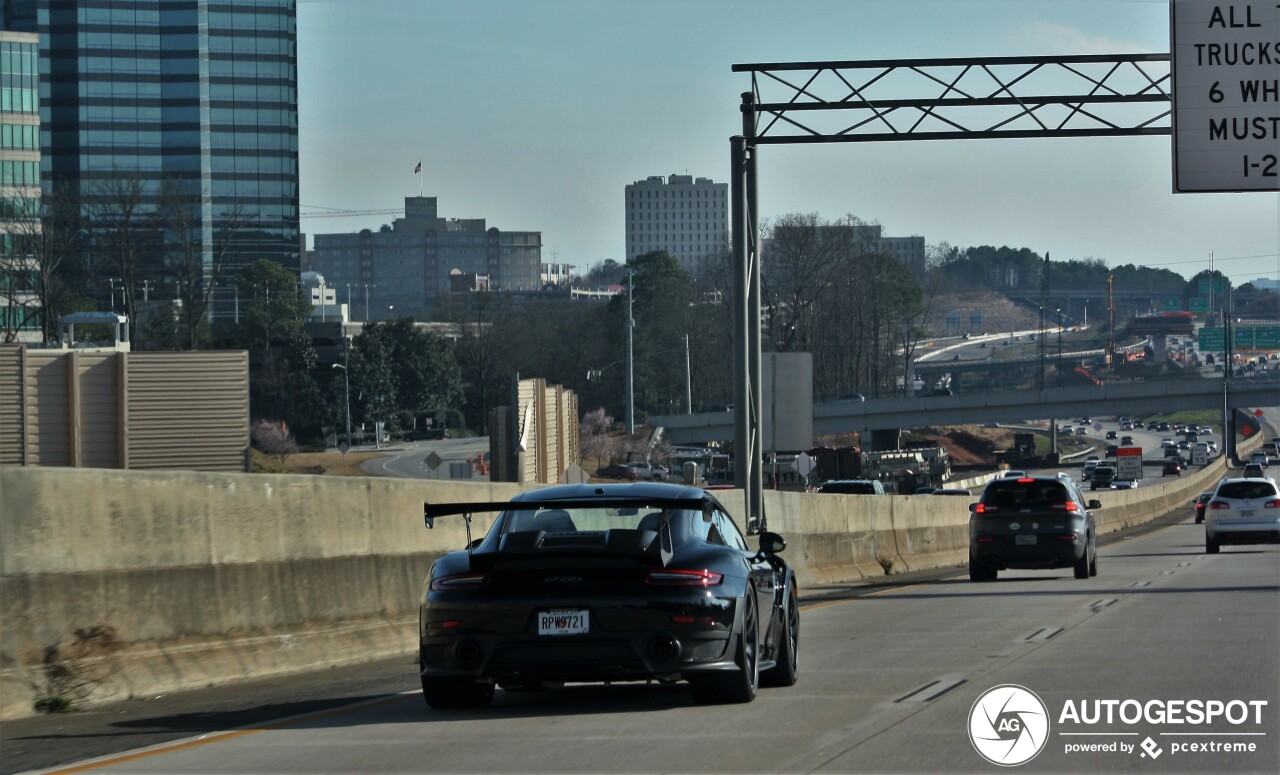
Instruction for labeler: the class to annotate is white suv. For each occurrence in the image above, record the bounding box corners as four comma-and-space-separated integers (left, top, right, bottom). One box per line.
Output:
1204, 477, 1280, 554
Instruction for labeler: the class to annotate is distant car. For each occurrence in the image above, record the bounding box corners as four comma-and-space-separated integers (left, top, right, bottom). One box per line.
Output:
999, 470, 1028, 479
1062, 425, 1074, 434
1162, 460, 1183, 476
1242, 463, 1269, 479
933, 488, 973, 496
819, 479, 886, 495
595, 464, 640, 480
1090, 466, 1117, 490
1075, 427, 1087, 436
1104, 444, 1119, 457
1249, 451, 1268, 468
1193, 491, 1213, 524
1105, 430, 1118, 440
1204, 477, 1280, 553
1120, 436, 1134, 446
968, 474, 1099, 581
625, 461, 669, 481
1081, 460, 1099, 481
1111, 479, 1139, 489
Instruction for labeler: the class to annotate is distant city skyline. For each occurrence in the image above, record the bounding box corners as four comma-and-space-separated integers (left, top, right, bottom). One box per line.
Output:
297, 0, 1279, 285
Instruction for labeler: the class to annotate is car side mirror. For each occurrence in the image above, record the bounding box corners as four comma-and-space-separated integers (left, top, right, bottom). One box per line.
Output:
758, 531, 787, 555
968, 503, 978, 513
1088, 500, 1102, 510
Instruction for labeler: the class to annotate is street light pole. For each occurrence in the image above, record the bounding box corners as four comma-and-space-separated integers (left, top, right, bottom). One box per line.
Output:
332, 357, 351, 450
684, 332, 692, 415
1056, 306, 1063, 388
626, 270, 635, 435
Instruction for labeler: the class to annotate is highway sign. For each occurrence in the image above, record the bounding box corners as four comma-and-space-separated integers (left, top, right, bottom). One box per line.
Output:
1172, 0, 1280, 192
1255, 326, 1280, 348
1189, 296, 1208, 312
1164, 296, 1182, 311
1197, 277, 1227, 294
1198, 327, 1225, 349
1116, 447, 1144, 479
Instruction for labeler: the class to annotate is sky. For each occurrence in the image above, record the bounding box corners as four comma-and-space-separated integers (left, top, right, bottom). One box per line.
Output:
297, 0, 1280, 286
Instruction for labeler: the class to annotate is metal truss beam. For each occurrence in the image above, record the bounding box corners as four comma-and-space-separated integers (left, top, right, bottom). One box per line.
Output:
731, 54, 1171, 532
734, 54, 1171, 144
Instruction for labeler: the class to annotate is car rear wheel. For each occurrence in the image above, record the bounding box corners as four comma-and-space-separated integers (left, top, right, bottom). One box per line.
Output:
1088, 545, 1098, 577
1195, 513, 1204, 524
689, 595, 759, 704
761, 582, 799, 688
968, 553, 996, 582
1206, 536, 1220, 554
420, 650, 494, 709
1074, 545, 1090, 579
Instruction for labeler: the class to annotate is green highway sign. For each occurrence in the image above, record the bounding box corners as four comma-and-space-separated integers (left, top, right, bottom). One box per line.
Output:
1252, 327, 1280, 349
1198, 328, 1224, 350
1164, 296, 1182, 311
1189, 297, 1208, 312
1197, 278, 1227, 295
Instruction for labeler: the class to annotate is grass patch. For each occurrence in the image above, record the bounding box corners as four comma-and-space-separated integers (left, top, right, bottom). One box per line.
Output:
249, 448, 381, 476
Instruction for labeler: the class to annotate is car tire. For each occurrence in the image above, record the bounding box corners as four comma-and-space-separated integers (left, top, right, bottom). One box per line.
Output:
420, 650, 494, 709
1088, 544, 1098, 577
1206, 536, 1220, 554
1074, 545, 1090, 579
761, 582, 799, 688
1195, 513, 1204, 524
689, 595, 759, 704
968, 554, 996, 582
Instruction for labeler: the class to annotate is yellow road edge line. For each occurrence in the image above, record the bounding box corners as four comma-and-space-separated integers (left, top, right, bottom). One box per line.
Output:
36, 693, 414, 775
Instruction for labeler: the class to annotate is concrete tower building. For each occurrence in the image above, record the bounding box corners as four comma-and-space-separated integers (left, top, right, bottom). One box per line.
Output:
625, 174, 728, 278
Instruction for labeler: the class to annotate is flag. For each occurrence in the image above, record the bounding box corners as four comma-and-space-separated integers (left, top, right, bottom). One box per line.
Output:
414, 161, 422, 174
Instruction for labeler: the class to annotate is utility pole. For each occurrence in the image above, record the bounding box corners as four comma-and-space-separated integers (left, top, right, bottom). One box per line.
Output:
626, 270, 635, 435
684, 333, 692, 414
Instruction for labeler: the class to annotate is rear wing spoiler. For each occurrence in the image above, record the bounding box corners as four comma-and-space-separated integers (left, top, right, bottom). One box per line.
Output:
423, 497, 711, 560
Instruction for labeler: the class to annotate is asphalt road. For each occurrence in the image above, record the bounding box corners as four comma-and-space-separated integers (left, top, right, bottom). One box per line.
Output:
358, 437, 491, 480
8, 507, 1276, 775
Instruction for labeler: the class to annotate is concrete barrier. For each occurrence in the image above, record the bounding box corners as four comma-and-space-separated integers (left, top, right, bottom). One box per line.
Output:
0, 428, 1265, 719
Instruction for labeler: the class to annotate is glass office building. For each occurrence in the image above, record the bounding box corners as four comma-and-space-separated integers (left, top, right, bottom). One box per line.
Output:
2, 0, 299, 315
0, 29, 40, 341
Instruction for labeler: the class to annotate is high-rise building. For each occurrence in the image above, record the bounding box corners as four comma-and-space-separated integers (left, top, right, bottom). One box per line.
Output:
3, 0, 299, 318
309, 196, 543, 321
0, 29, 41, 342
625, 174, 728, 278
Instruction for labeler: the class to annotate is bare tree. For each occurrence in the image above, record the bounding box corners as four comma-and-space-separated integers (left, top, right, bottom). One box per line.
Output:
158, 179, 249, 349
81, 175, 162, 329
0, 186, 81, 344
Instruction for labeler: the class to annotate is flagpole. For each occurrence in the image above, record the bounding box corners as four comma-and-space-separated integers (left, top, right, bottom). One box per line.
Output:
418, 158, 423, 197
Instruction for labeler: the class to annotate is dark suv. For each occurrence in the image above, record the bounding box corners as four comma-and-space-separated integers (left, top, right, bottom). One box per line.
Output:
1089, 465, 1117, 490
968, 474, 1100, 581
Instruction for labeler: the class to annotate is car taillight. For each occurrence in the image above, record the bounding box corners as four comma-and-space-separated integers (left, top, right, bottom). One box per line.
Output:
975, 503, 996, 514
1017, 477, 1035, 483
646, 569, 723, 586
430, 572, 488, 591
1051, 501, 1080, 512
1208, 501, 1230, 510
1265, 500, 1280, 509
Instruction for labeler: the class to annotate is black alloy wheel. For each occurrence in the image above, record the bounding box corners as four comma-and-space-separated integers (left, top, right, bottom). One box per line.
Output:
420, 649, 495, 710
689, 594, 759, 704
761, 582, 799, 687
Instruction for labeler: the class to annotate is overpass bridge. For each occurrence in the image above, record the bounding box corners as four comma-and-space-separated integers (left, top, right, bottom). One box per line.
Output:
652, 377, 1277, 444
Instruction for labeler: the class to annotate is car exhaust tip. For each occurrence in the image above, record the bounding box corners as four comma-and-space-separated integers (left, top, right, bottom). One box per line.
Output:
453, 640, 483, 669
647, 635, 680, 662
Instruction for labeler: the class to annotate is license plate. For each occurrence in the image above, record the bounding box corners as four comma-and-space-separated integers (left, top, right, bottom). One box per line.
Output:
538, 610, 589, 636
1239, 510, 1254, 518
1016, 534, 1037, 546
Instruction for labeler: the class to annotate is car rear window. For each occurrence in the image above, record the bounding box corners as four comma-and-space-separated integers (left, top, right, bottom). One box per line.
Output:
982, 480, 1072, 509
1216, 481, 1278, 500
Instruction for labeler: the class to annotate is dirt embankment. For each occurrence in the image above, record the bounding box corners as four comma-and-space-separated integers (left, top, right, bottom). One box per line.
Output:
913, 425, 1017, 467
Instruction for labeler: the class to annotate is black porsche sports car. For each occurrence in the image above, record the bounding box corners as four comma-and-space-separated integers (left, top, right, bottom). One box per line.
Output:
418, 482, 798, 708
